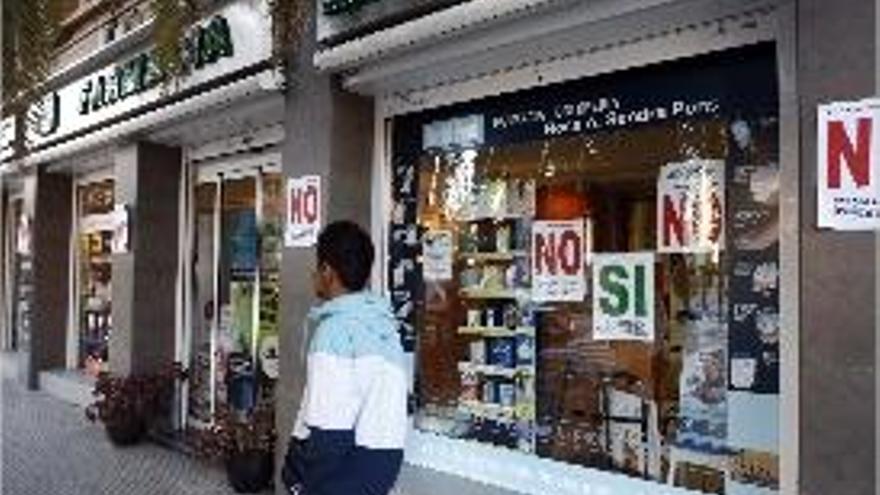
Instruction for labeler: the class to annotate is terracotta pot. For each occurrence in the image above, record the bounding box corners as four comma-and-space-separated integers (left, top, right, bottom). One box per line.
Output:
226, 449, 273, 493
104, 415, 147, 446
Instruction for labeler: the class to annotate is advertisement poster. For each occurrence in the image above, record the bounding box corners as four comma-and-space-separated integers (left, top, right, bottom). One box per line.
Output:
592, 252, 655, 342
228, 210, 258, 275
422, 230, 454, 281
285, 175, 322, 248
389, 156, 420, 351
676, 315, 728, 454
657, 160, 725, 253
726, 118, 781, 394
531, 220, 585, 302
817, 99, 880, 230
111, 204, 129, 254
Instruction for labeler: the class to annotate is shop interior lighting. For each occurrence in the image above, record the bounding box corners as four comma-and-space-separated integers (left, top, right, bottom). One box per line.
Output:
443, 148, 477, 219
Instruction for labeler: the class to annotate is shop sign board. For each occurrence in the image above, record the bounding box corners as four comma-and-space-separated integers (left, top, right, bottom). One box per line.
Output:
29, 0, 272, 147
817, 98, 880, 230
286, 175, 322, 248
531, 220, 585, 302
657, 160, 725, 253
76, 16, 233, 120
317, 0, 462, 43
592, 252, 655, 342
422, 114, 484, 151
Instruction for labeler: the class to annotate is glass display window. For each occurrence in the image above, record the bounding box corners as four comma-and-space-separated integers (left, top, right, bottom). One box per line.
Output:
77, 178, 115, 376
390, 44, 781, 493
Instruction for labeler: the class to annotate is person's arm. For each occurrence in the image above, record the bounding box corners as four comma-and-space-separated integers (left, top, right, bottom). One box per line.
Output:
290, 319, 359, 491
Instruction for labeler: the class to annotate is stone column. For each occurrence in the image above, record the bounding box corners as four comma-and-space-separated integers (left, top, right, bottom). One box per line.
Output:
18, 168, 72, 389
275, 21, 374, 493
111, 142, 182, 376
799, 1, 877, 493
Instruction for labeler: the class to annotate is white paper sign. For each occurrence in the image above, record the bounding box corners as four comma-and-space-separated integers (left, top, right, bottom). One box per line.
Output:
285, 175, 322, 248
111, 204, 129, 254
423, 230, 454, 281
593, 252, 655, 342
730, 357, 757, 390
657, 159, 725, 253
15, 213, 31, 256
817, 99, 880, 229
532, 220, 585, 302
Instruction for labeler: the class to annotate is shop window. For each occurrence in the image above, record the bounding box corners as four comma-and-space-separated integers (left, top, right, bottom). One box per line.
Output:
77, 178, 114, 376
391, 45, 780, 493
188, 171, 282, 425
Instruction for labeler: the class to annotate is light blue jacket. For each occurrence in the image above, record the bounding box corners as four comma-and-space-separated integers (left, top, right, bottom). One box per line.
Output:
287, 291, 407, 495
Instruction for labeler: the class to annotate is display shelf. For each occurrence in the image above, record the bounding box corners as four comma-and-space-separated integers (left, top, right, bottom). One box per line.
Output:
458, 251, 528, 262
458, 326, 536, 337
460, 288, 530, 300
458, 362, 534, 378
458, 400, 516, 421
459, 213, 530, 223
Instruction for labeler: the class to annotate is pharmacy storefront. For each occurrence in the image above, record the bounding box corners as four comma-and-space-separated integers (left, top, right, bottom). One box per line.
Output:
2, 0, 284, 423
316, 0, 794, 494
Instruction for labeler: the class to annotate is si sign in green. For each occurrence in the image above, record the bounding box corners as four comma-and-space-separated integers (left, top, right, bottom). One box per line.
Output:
79, 15, 234, 117
592, 252, 655, 342
599, 264, 649, 317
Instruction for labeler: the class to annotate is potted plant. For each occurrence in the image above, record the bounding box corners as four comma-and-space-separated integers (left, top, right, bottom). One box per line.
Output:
85, 363, 187, 446
193, 400, 276, 493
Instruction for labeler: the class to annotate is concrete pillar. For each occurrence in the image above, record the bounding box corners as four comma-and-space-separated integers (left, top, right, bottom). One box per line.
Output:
275, 20, 374, 492
0, 184, 10, 352
111, 142, 182, 376
799, 1, 876, 493
18, 169, 72, 388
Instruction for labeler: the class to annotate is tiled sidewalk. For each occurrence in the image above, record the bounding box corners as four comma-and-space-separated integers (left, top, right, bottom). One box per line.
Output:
1, 367, 238, 495
0, 355, 513, 495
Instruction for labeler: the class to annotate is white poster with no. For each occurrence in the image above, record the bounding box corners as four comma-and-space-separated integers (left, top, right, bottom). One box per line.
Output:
532, 220, 586, 302
817, 99, 880, 230
592, 252, 655, 342
285, 175, 322, 248
657, 159, 725, 253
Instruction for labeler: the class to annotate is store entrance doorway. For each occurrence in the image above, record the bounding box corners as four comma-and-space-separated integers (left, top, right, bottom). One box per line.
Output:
186, 164, 282, 427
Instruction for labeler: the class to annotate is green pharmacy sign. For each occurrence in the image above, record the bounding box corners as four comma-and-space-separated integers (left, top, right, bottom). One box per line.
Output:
323, 0, 382, 16
79, 15, 234, 116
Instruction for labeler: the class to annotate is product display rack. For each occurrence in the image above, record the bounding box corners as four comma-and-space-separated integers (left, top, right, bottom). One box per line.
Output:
457, 325, 536, 338
454, 208, 537, 452
458, 251, 528, 262
457, 361, 535, 378
459, 288, 530, 300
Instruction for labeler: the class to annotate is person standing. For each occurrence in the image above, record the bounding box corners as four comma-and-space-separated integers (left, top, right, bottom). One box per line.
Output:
283, 221, 407, 495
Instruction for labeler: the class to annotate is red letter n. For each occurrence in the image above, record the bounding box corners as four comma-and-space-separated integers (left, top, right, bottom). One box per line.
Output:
290, 188, 302, 223
663, 195, 686, 248
827, 118, 872, 189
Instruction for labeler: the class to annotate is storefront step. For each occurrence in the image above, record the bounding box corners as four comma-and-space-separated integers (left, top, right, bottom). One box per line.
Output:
0, 351, 18, 380
395, 464, 519, 495
38, 369, 95, 409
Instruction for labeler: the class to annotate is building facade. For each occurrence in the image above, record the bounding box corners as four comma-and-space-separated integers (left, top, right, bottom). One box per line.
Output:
0, 0, 286, 425
0, 1, 876, 495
